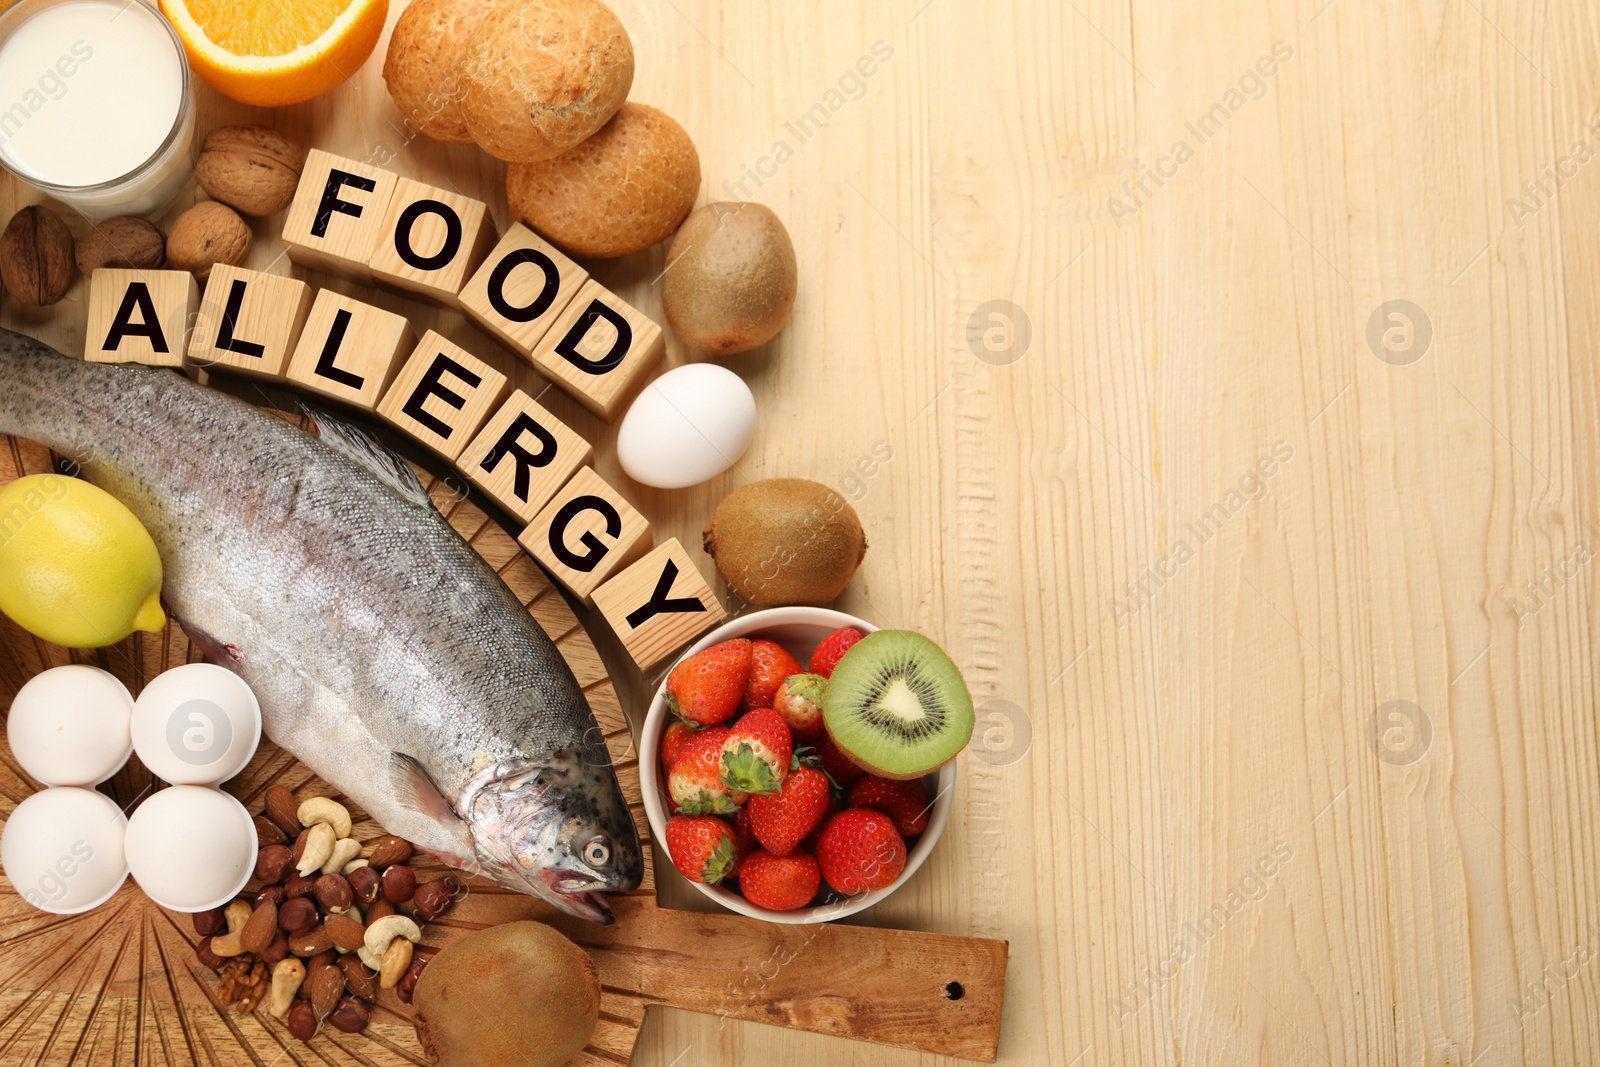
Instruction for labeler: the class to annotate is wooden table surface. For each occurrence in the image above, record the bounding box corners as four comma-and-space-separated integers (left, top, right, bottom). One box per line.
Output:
6, 1, 1600, 1065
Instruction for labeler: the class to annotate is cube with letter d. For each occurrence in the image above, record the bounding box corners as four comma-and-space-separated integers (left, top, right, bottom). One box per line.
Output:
531, 279, 664, 421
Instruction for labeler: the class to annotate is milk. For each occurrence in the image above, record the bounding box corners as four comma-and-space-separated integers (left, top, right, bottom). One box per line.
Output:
0, 0, 192, 217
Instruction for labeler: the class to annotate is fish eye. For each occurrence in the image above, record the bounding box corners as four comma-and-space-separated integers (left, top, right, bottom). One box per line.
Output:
583, 837, 612, 868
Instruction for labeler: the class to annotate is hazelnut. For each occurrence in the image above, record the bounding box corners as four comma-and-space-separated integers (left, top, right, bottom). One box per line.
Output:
287, 999, 317, 1041
314, 873, 353, 914
166, 200, 250, 282
410, 875, 462, 921
252, 815, 287, 847
256, 844, 293, 884
381, 864, 416, 904
396, 956, 427, 1004
0, 205, 74, 306
265, 786, 301, 836
347, 865, 380, 905
74, 216, 165, 275
254, 884, 286, 910
195, 936, 225, 972
193, 124, 305, 216
366, 835, 414, 869
285, 872, 316, 900
259, 929, 291, 965
192, 907, 227, 938
328, 995, 369, 1034
278, 897, 318, 935
241, 900, 278, 955
339, 955, 377, 1001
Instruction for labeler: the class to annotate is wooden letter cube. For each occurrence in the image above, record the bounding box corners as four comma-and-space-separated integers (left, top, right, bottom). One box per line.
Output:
459, 224, 587, 358
531, 279, 665, 421
84, 269, 197, 367
521, 466, 651, 605
285, 291, 415, 411
281, 149, 399, 281
377, 331, 508, 461
456, 390, 593, 523
187, 265, 313, 380
593, 538, 724, 672
368, 178, 496, 308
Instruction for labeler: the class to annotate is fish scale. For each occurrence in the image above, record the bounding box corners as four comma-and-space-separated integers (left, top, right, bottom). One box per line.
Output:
0, 329, 641, 922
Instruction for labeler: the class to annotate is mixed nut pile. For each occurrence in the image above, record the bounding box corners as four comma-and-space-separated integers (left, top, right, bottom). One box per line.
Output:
192, 785, 465, 1041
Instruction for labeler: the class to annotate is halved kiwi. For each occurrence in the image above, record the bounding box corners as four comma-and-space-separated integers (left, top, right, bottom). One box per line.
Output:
822, 630, 974, 780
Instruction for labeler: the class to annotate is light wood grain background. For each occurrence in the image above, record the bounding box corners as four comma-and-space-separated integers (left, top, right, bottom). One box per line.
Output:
5, 0, 1600, 1064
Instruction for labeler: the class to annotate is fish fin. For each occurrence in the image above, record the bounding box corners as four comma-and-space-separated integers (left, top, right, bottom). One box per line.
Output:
300, 404, 435, 510
176, 619, 244, 670
390, 752, 462, 823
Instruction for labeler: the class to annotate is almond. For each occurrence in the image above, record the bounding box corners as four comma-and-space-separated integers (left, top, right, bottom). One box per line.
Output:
241, 900, 278, 955
324, 912, 366, 954
365, 835, 414, 869
307, 961, 345, 1020
265, 786, 300, 837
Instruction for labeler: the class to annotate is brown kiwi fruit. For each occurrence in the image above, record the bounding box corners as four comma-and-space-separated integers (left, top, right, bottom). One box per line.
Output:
662, 202, 797, 356
703, 478, 866, 607
412, 921, 598, 1067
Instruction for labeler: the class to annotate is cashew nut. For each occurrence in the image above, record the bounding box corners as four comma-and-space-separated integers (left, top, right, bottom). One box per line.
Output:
362, 915, 421, 959
322, 837, 361, 875
341, 857, 369, 876
268, 958, 306, 1019
379, 937, 413, 989
297, 797, 352, 839
209, 900, 254, 957
295, 822, 336, 875
356, 944, 383, 971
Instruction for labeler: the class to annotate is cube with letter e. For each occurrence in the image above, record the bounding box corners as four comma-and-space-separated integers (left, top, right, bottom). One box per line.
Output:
84, 269, 198, 367
377, 332, 508, 461
530, 279, 664, 421
456, 390, 593, 523
521, 466, 651, 605
281, 150, 399, 281
593, 538, 724, 672
187, 265, 313, 379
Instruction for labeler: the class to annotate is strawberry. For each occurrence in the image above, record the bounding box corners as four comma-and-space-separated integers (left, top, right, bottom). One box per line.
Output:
719, 708, 793, 796
848, 775, 931, 837
748, 766, 831, 857
737, 849, 821, 911
809, 627, 864, 678
816, 809, 906, 894
799, 792, 846, 854
666, 639, 751, 726
665, 815, 738, 884
815, 731, 866, 787
729, 804, 759, 864
772, 673, 826, 740
668, 727, 746, 815
744, 639, 803, 711
659, 720, 698, 770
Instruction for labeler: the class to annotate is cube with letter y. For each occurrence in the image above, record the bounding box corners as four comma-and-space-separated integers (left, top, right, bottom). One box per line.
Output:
456, 390, 593, 523
187, 265, 313, 380
593, 538, 724, 672
281, 150, 399, 281
520, 466, 651, 605
531, 279, 664, 421
84, 269, 197, 367
377, 331, 508, 461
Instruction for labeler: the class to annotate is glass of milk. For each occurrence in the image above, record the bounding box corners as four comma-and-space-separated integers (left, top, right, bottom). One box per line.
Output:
0, 0, 194, 218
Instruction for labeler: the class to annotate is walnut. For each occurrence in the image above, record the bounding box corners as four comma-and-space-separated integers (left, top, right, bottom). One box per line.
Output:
74, 217, 166, 275
193, 124, 306, 216
0, 205, 75, 306
166, 201, 251, 282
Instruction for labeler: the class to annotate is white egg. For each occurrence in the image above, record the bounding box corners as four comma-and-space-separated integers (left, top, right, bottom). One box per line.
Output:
131, 663, 261, 785
125, 785, 256, 912
6, 665, 135, 787
0, 787, 128, 914
617, 363, 757, 489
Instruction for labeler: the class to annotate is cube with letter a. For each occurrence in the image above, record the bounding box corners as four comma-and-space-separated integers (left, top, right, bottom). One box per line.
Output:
187, 265, 313, 380
376, 332, 508, 461
459, 224, 587, 358
281, 149, 399, 282
521, 466, 651, 605
285, 291, 414, 411
368, 178, 495, 308
84, 268, 197, 367
530, 279, 664, 421
593, 539, 724, 672
456, 390, 593, 523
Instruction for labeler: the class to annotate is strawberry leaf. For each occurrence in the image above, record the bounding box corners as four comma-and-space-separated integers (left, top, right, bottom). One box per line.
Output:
721, 744, 782, 795
702, 835, 738, 884
679, 791, 738, 816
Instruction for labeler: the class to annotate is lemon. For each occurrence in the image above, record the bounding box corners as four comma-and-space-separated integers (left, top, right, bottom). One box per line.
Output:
0, 474, 166, 648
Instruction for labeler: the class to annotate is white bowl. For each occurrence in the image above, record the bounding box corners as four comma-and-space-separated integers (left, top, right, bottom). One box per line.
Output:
639, 607, 954, 924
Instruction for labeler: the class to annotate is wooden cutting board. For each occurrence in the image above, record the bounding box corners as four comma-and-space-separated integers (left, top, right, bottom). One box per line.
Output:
0, 424, 1009, 1065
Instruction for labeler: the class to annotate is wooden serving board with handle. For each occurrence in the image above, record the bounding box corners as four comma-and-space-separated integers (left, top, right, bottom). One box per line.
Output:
0, 425, 1009, 1065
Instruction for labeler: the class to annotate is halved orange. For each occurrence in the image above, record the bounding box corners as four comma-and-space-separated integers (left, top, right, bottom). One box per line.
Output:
160, 0, 388, 107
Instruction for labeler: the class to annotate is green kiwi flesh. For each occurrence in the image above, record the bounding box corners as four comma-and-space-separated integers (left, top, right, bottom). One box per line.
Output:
822, 630, 974, 779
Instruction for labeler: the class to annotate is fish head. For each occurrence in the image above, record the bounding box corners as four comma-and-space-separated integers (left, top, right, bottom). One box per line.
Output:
467, 745, 643, 924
